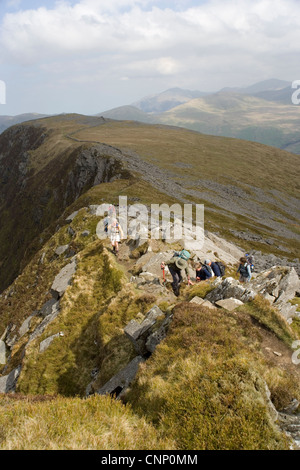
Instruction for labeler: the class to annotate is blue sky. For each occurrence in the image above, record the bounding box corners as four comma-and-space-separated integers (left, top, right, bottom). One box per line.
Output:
0, 0, 299, 115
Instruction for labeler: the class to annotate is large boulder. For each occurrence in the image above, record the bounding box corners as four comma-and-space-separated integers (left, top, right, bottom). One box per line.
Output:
251, 266, 300, 320
134, 251, 174, 279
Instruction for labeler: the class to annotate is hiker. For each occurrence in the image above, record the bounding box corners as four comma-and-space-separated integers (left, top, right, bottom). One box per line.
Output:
208, 259, 223, 277
195, 259, 214, 281
162, 250, 193, 296
237, 257, 252, 282
108, 218, 123, 255
245, 253, 254, 272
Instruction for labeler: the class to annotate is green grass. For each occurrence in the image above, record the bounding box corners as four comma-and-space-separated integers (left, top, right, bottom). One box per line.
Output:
72, 120, 299, 197
239, 296, 297, 347
0, 394, 174, 450
125, 303, 298, 450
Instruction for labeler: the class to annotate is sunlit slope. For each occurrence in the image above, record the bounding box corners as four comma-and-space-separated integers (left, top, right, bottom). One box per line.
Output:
156, 93, 300, 152
69, 118, 298, 195
41, 115, 299, 260
1, 114, 299, 292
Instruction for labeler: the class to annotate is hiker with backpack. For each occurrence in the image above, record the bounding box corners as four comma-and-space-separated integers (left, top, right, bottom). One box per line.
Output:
245, 253, 254, 273
195, 259, 225, 281
161, 249, 193, 297
196, 259, 213, 281
237, 257, 252, 282
209, 260, 224, 277
108, 218, 123, 255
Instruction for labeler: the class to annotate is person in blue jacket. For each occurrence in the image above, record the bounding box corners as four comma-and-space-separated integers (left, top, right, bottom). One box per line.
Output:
196, 259, 223, 281
196, 259, 213, 281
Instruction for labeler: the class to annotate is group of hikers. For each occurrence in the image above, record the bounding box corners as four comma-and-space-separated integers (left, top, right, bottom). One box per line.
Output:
102, 207, 254, 298
161, 250, 254, 297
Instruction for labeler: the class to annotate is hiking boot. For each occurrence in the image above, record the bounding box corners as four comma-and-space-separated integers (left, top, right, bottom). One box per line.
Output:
173, 287, 180, 297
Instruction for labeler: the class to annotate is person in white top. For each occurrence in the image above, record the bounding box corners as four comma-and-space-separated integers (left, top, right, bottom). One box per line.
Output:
108, 218, 123, 255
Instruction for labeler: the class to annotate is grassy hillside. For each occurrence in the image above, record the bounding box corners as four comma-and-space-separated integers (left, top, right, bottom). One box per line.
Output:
0, 199, 299, 450
0, 114, 299, 298
62, 117, 300, 261
0, 394, 173, 450
102, 90, 300, 153
156, 92, 300, 151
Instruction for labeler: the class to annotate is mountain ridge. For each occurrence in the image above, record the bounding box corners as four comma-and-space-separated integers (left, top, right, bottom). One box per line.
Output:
0, 113, 299, 450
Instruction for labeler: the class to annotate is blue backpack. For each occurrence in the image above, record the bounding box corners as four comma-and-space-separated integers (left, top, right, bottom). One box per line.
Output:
174, 249, 191, 261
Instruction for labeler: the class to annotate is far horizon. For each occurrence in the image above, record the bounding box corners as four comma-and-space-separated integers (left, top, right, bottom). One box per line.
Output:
0, 77, 294, 118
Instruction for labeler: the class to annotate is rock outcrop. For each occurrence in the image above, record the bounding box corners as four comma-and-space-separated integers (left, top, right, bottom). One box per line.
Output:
0, 366, 22, 393
206, 266, 300, 321
90, 356, 144, 399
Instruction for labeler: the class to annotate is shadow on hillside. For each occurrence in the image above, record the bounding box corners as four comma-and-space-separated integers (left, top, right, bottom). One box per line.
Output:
56, 311, 135, 398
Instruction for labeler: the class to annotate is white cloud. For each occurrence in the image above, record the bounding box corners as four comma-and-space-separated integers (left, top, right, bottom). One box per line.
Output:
1, 0, 299, 65
1, 0, 300, 113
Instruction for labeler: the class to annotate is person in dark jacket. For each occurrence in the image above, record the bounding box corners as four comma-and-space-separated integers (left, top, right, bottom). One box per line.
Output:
196, 259, 213, 281
210, 261, 222, 277
237, 257, 251, 282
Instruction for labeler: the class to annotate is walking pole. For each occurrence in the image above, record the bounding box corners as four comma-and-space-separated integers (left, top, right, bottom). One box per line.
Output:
161, 262, 166, 285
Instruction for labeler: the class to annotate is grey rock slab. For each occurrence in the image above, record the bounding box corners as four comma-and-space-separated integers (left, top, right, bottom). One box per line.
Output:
94, 356, 144, 399
190, 296, 205, 305
18, 313, 36, 338
0, 340, 6, 365
65, 210, 78, 223
39, 298, 60, 318
51, 260, 77, 300
215, 298, 244, 312
39, 333, 60, 353
28, 305, 61, 344
124, 305, 165, 355
145, 314, 173, 354
0, 366, 21, 393
55, 245, 69, 256
201, 300, 218, 310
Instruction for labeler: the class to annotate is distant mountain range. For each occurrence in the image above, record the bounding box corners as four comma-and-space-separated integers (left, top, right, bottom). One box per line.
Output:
98, 79, 300, 154
1, 79, 299, 153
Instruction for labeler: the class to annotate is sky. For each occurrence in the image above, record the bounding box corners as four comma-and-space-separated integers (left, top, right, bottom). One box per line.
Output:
0, 0, 299, 116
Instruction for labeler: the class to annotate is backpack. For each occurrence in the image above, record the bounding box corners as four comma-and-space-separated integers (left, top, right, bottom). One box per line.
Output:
240, 263, 249, 277
245, 254, 254, 272
174, 249, 191, 261
215, 261, 226, 276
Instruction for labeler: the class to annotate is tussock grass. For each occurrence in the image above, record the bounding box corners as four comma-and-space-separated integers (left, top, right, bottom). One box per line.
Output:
240, 296, 297, 347
125, 303, 298, 450
0, 394, 174, 450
